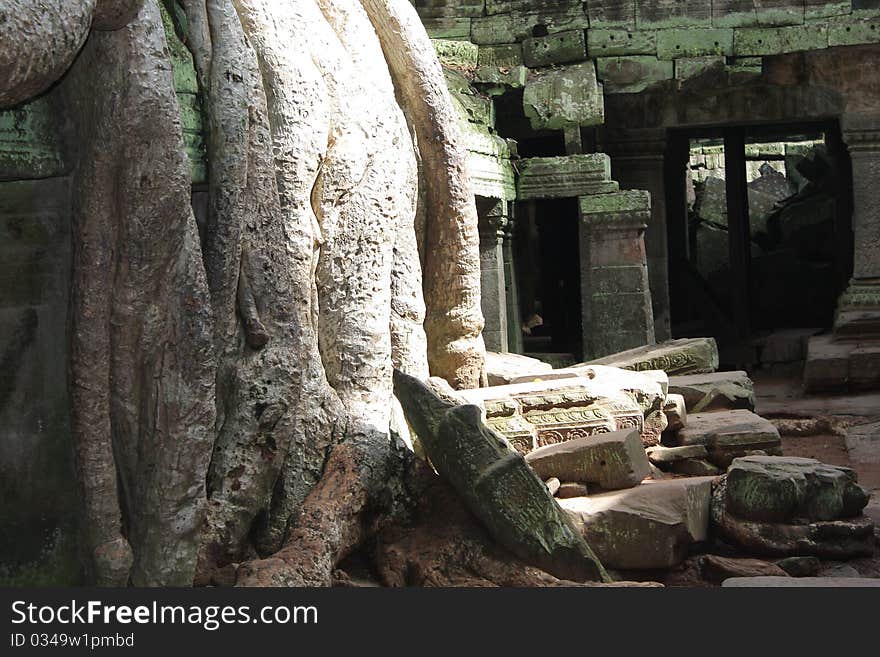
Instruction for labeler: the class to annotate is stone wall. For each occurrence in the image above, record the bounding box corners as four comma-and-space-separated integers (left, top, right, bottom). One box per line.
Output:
415, 1, 880, 93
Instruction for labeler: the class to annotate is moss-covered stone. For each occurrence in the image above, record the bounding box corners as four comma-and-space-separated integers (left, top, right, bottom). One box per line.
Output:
477, 43, 524, 67
595, 55, 674, 93
587, 29, 658, 57
522, 29, 587, 67
523, 63, 605, 130
0, 96, 67, 181
734, 24, 829, 56
433, 39, 480, 67
656, 28, 734, 59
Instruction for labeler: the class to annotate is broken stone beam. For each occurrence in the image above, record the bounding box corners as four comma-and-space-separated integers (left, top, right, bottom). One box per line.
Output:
674, 410, 782, 468
392, 370, 609, 582
668, 370, 755, 412
516, 154, 617, 200
456, 376, 654, 453
484, 351, 552, 386
559, 477, 715, 570
525, 428, 651, 491
583, 337, 720, 375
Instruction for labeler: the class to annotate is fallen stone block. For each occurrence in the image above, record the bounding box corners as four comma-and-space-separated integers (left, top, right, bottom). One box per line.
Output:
545, 477, 561, 496
647, 444, 709, 465
556, 482, 589, 499
584, 337, 719, 376
776, 556, 821, 577
711, 478, 875, 559
723, 577, 880, 587
668, 371, 755, 412
700, 555, 789, 584
724, 456, 871, 522
671, 458, 721, 477
675, 410, 782, 468
559, 477, 714, 570
525, 428, 651, 490
663, 393, 687, 433
484, 351, 552, 386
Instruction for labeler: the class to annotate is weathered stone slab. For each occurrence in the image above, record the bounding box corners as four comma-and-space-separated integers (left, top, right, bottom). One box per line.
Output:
776, 556, 822, 577
711, 478, 876, 559
471, 9, 590, 45
523, 29, 587, 68
723, 576, 880, 587
759, 328, 821, 364
754, 0, 807, 27
585, 0, 636, 29
587, 29, 657, 58
647, 444, 708, 465
477, 43, 523, 67
700, 555, 790, 583
421, 16, 472, 40
656, 28, 734, 59
457, 377, 649, 453
671, 458, 721, 476
484, 351, 553, 386
556, 482, 589, 498
525, 428, 651, 490
595, 55, 675, 93
668, 370, 755, 412
674, 56, 725, 80
474, 65, 528, 89
676, 410, 782, 467
635, 0, 713, 29
712, 0, 759, 28
516, 154, 616, 199
803, 334, 851, 392
828, 15, 880, 47
725, 456, 870, 522
733, 24, 828, 56
560, 477, 715, 569
522, 64, 605, 131
585, 337, 720, 376
432, 39, 479, 67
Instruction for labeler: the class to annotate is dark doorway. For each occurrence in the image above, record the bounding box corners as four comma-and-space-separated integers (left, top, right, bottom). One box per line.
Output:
666, 121, 854, 368
514, 197, 582, 363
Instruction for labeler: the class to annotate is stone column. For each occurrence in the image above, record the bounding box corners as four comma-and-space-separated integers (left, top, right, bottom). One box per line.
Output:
835, 113, 880, 339
602, 128, 672, 341
502, 204, 523, 354
579, 190, 656, 360
477, 198, 509, 352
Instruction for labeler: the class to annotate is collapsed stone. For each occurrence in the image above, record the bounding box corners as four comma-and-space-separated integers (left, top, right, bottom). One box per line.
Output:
559, 477, 714, 570
525, 428, 651, 491
674, 410, 782, 468
583, 337, 719, 376
668, 371, 756, 412
392, 370, 608, 582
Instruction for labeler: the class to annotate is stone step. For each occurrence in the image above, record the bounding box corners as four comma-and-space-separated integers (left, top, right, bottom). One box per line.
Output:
722, 577, 880, 587
804, 334, 880, 392
672, 409, 782, 468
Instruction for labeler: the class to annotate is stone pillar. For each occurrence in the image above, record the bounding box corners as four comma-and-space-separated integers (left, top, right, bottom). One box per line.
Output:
503, 204, 523, 354
835, 113, 880, 339
602, 129, 672, 341
477, 198, 509, 352
579, 190, 656, 360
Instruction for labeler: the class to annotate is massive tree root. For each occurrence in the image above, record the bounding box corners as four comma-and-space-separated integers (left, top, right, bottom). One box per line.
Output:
0, 0, 615, 588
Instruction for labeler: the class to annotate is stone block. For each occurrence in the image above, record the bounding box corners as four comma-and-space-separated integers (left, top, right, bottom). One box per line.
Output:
523, 29, 587, 68
828, 15, 880, 47
586, 337, 720, 376
733, 24, 829, 56
477, 43, 524, 67
422, 16, 472, 40
466, 151, 517, 201
675, 56, 726, 80
712, 478, 876, 559
668, 370, 755, 412
776, 556, 822, 576
635, 1, 713, 29
0, 96, 67, 181
584, 0, 636, 29
516, 154, 614, 199
595, 55, 675, 93
803, 334, 851, 392
663, 394, 687, 432
676, 410, 782, 467
671, 458, 722, 476
471, 10, 590, 45
525, 428, 651, 490
556, 482, 589, 498
587, 29, 658, 57
413, 0, 485, 18
804, 1, 852, 20
522, 63, 605, 131
712, 0, 759, 27
725, 456, 869, 522
759, 328, 821, 364
656, 28, 734, 59
484, 351, 552, 387
432, 39, 479, 67
700, 555, 790, 583
647, 444, 709, 465
560, 477, 715, 569
754, 0, 806, 27
848, 343, 880, 390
